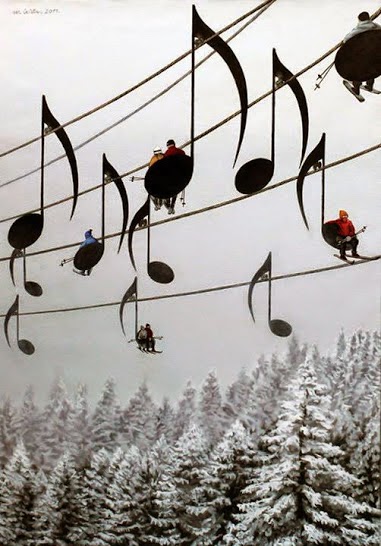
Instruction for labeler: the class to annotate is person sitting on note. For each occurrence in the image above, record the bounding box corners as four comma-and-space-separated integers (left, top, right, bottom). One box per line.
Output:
145, 323, 156, 352
342, 12, 381, 95
325, 210, 359, 259
148, 147, 165, 212
136, 325, 148, 351
162, 139, 186, 215
73, 229, 97, 276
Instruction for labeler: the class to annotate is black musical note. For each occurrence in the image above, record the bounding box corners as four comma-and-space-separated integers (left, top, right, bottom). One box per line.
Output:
296, 133, 339, 249
127, 198, 174, 284
9, 249, 42, 297
119, 276, 138, 337
4, 295, 35, 355
235, 49, 309, 195
73, 154, 129, 272
145, 5, 248, 200
8, 95, 79, 251
248, 252, 292, 337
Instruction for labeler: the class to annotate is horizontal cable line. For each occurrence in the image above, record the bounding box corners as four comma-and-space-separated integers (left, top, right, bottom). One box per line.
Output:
0, 139, 378, 264
2, 257, 379, 318
0, 0, 275, 159
0, 0, 277, 189
2, 2, 381, 224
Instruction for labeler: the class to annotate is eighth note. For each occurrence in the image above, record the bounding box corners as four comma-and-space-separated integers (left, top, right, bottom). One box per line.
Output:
128, 197, 174, 284
248, 252, 292, 337
235, 49, 309, 195
9, 249, 43, 297
4, 295, 35, 355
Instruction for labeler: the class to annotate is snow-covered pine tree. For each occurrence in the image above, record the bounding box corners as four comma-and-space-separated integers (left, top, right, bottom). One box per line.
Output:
34, 453, 87, 545
168, 424, 213, 545
68, 383, 92, 467
230, 358, 380, 545
13, 385, 43, 466
0, 442, 42, 546
92, 378, 120, 453
199, 370, 224, 446
173, 381, 197, 441
0, 397, 18, 467
119, 381, 158, 451
222, 369, 253, 429
200, 420, 259, 545
38, 378, 74, 470
156, 397, 176, 443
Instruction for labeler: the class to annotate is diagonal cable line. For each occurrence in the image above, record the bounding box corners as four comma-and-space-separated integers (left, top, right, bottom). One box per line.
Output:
0, 0, 277, 189
0, 0, 275, 159
1, 256, 379, 318
0, 139, 378, 263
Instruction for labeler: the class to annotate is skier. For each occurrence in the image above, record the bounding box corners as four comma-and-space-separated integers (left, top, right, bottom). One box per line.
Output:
145, 323, 156, 352
149, 147, 165, 211
136, 325, 148, 351
74, 229, 98, 276
325, 210, 360, 260
342, 12, 381, 100
163, 139, 186, 215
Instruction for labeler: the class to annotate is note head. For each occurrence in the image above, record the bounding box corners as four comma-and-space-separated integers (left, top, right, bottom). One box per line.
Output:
148, 261, 175, 284
322, 223, 340, 249
335, 29, 381, 82
8, 213, 44, 250
25, 281, 43, 297
235, 158, 274, 195
73, 241, 104, 271
18, 339, 35, 355
269, 319, 292, 338
145, 155, 193, 199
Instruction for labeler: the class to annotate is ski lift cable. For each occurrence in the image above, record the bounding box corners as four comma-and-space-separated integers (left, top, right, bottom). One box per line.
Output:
2, 5, 381, 217
0, 257, 378, 318
0, 140, 378, 263
0, 0, 277, 189
0, 0, 276, 160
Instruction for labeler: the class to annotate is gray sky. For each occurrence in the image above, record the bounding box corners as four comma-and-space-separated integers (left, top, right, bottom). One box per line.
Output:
0, 0, 380, 404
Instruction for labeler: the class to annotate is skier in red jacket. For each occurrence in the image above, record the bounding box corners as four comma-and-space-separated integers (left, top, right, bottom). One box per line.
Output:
164, 139, 186, 157
325, 210, 359, 259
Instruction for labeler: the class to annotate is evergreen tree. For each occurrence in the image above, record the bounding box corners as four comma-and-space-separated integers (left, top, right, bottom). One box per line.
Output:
0, 397, 18, 467
156, 397, 176, 443
34, 453, 86, 545
14, 386, 43, 466
199, 370, 224, 445
92, 378, 120, 453
173, 381, 197, 441
119, 382, 157, 451
0, 442, 42, 546
68, 383, 92, 467
230, 359, 379, 545
223, 369, 253, 428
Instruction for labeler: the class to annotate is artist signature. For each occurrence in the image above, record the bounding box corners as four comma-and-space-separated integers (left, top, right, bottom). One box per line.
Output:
13, 8, 60, 15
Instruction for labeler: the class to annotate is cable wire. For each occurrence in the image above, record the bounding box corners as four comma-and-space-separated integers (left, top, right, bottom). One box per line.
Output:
0, 139, 378, 263
0, 0, 277, 189
0, 0, 275, 160
1, 256, 379, 318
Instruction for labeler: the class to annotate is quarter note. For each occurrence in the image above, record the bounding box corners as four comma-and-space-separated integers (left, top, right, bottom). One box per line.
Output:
9, 249, 42, 297
127, 198, 174, 284
296, 133, 339, 250
235, 49, 309, 195
8, 95, 79, 251
4, 295, 35, 355
73, 154, 129, 273
145, 5, 248, 200
248, 252, 292, 337
119, 276, 138, 337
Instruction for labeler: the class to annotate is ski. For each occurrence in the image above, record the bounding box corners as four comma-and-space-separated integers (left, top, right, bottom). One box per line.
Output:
350, 254, 380, 261
360, 85, 381, 95
343, 80, 365, 102
334, 254, 355, 265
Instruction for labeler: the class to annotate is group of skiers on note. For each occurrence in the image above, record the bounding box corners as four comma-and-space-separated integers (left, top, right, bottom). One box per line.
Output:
342, 11, 381, 101
136, 324, 158, 353
148, 139, 186, 215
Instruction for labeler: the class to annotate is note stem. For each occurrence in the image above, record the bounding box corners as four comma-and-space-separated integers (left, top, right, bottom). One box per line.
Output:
271, 49, 276, 164
321, 143, 326, 228
40, 96, 46, 217
190, 6, 196, 161
147, 198, 151, 268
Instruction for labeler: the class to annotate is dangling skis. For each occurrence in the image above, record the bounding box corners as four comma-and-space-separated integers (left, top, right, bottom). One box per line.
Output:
343, 80, 365, 102
360, 85, 381, 95
334, 254, 355, 265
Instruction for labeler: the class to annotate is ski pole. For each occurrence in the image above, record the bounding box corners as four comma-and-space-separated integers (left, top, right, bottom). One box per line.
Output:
314, 61, 335, 90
